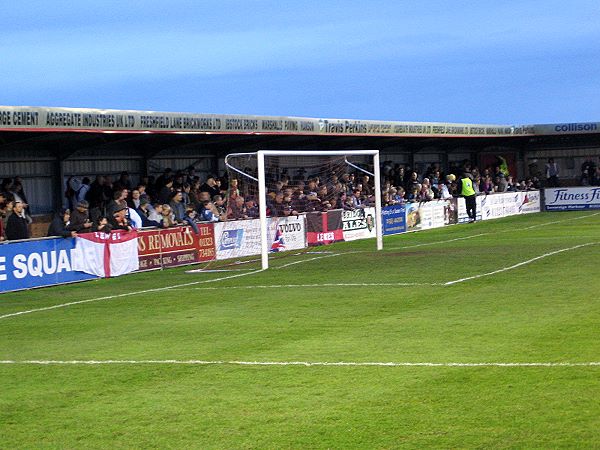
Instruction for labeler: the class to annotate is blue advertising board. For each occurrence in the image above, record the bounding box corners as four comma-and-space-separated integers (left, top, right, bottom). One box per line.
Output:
382, 205, 406, 235
0, 237, 97, 293
544, 187, 600, 211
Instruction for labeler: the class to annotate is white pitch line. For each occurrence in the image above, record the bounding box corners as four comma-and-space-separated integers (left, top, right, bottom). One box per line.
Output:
1, 359, 599, 367
444, 242, 599, 285
0, 269, 264, 321
385, 211, 599, 250
170, 281, 437, 291
276, 253, 342, 269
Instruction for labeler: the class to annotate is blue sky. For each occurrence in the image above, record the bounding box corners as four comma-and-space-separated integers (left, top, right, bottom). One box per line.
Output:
2, 0, 599, 125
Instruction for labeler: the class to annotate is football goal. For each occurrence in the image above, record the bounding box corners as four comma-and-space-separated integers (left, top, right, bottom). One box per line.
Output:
224, 150, 383, 269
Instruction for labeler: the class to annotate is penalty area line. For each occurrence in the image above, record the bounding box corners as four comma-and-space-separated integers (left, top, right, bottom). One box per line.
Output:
444, 242, 599, 285
0, 269, 264, 321
1, 360, 599, 368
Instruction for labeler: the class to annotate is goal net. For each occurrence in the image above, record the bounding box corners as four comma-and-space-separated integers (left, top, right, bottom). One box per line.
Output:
212, 150, 382, 270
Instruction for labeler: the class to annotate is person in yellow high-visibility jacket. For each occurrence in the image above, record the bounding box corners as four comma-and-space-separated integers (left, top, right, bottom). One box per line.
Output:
457, 171, 477, 222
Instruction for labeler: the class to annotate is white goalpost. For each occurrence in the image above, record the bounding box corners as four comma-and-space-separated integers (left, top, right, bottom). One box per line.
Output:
225, 149, 383, 270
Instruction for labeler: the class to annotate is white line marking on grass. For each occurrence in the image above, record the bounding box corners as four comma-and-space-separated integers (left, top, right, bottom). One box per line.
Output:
170, 282, 437, 291
276, 253, 342, 269
0, 269, 264, 321
389, 233, 489, 250
1, 360, 599, 367
444, 242, 599, 285
385, 212, 599, 250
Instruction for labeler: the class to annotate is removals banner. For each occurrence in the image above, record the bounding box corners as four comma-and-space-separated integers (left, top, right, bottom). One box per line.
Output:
137, 224, 216, 271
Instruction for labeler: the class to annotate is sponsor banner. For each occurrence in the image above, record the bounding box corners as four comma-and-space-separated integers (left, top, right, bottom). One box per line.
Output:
0, 105, 528, 137
137, 224, 216, 271
72, 230, 139, 277
456, 196, 484, 223
480, 194, 510, 220
544, 187, 600, 211
406, 200, 455, 231
214, 219, 262, 259
382, 205, 406, 235
518, 191, 541, 214
342, 207, 377, 241
269, 215, 306, 252
533, 122, 599, 135
306, 210, 344, 246
0, 237, 97, 293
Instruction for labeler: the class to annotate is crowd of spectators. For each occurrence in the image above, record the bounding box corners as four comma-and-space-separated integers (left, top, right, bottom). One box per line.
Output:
379, 159, 541, 207
2, 155, 598, 242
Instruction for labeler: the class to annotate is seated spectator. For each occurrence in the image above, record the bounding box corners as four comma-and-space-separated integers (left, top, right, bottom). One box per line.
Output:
351, 189, 364, 209
159, 204, 177, 227
245, 197, 259, 218
406, 186, 419, 202
336, 192, 352, 210
182, 207, 200, 234
477, 175, 490, 194
227, 196, 248, 220
135, 200, 162, 228
418, 178, 435, 202
109, 205, 133, 231
5, 201, 30, 240
438, 182, 453, 200
68, 200, 93, 233
505, 176, 518, 192
213, 195, 227, 219
92, 215, 112, 233
147, 203, 164, 224
47, 208, 76, 238
199, 201, 221, 222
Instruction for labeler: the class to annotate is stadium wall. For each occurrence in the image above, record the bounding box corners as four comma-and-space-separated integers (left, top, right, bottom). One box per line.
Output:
0, 192, 540, 293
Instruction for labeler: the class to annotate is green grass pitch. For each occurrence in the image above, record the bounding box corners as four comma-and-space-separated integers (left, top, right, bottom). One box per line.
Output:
1, 211, 600, 448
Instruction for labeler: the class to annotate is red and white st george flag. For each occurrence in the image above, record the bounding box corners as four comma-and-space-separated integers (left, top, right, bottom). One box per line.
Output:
72, 230, 139, 277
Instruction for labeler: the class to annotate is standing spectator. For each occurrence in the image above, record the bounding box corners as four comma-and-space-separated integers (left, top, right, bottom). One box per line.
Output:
200, 175, 220, 199
457, 171, 477, 223
581, 158, 596, 186
158, 178, 174, 204
127, 189, 143, 209
87, 175, 107, 218
107, 188, 128, 216
545, 158, 560, 187
76, 177, 91, 204
5, 201, 29, 240
113, 171, 133, 192
169, 191, 186, 222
